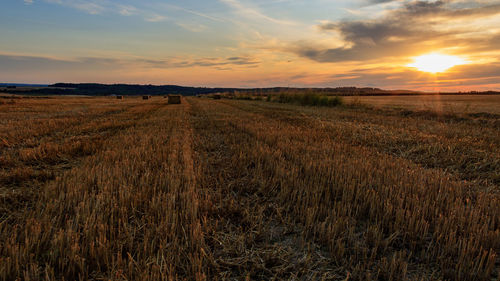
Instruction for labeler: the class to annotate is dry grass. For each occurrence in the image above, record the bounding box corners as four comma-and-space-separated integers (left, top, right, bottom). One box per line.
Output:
343, 94, 500, 115
0, 96, 498, 280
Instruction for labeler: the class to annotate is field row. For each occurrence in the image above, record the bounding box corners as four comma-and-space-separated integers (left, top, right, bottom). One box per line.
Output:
0, 97, 498, 280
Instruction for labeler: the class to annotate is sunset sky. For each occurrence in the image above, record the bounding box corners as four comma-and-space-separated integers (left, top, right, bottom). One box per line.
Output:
1, 0, 500, 90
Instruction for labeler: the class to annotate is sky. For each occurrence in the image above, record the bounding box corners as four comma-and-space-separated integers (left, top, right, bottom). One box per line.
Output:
1, 0, 500, 90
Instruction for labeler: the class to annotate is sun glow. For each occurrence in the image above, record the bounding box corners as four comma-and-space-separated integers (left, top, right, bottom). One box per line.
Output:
407, 53, 467, 73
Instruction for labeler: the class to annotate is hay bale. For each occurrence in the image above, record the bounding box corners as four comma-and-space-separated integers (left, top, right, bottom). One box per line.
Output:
168, 95, 181, 104
213, 94, 221, 100
142, 96, 149, 100
116, 95, 123, 100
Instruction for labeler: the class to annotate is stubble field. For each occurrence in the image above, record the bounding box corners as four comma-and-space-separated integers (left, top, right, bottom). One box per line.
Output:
343, 94, 500, 115
0, 96, 498, 280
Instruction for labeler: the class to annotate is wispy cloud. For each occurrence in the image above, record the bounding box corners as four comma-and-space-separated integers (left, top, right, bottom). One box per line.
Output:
156, 3, 224, 22
219, 0, 296, 25
118, 5, 137, 16
45, 0, 106, 15
42, 0, 222, 29
24, 0, 34, 5
73, 2, 104, 15
145, 14, 167, 22
176, 22, 207, 33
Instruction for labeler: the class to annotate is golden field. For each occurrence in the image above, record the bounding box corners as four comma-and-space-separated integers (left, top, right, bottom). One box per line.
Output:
0, 96, 498, 280
343, 95, 500, 115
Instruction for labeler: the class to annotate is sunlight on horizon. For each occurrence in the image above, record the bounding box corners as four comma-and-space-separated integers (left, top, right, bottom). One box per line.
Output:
407, 53, 468, 74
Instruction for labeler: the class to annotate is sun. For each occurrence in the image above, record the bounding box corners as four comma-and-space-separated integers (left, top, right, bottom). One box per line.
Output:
407, 53, 467, 73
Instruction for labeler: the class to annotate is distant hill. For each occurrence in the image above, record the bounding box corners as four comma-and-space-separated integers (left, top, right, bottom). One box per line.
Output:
48, 83, 234, 96
1, 83, 498, 96
0, 83, 236, 96
0, 83, 48, 87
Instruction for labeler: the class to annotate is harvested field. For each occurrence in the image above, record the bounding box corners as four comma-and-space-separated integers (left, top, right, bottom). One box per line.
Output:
0, 96, 498, 280
343, 94, 500, 115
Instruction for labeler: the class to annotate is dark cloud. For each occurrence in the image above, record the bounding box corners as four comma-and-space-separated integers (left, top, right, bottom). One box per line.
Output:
137, 56, 259, 68
362, 0, 397, 7
0, 54, 127, 83
0, 54, 122, 71
176, 57, 259, 67
290, 0, 500, 63
0, 54, 259, 73
401, 0, 447, 16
